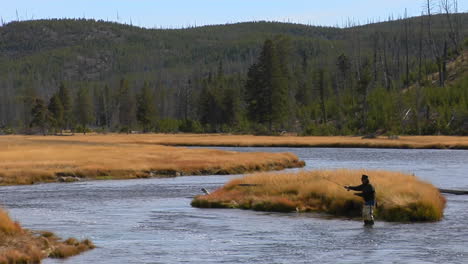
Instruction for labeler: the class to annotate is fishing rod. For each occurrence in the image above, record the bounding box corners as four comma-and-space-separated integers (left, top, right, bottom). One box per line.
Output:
321, 177, 349, 191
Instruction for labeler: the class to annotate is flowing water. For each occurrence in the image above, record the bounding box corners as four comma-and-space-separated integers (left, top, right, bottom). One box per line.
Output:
0, 148, 467, 264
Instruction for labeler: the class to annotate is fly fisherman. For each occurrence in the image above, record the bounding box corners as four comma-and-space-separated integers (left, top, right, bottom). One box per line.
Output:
345, 174, 376, 226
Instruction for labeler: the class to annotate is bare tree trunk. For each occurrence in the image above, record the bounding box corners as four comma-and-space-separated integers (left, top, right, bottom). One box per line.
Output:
318, 69, 327, 124
418, 14, 424, 86
442, 40, 448, 86
334, 72, 342, 131
426, 0, 444, 87
382, 35, 391, 90
404, 9, 410, 87
427, 0, 438, 58
440, 0, 459, 54
372, 33, 379, 86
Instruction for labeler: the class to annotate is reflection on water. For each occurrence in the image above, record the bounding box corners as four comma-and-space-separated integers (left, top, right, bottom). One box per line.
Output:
0, 148, 467, 264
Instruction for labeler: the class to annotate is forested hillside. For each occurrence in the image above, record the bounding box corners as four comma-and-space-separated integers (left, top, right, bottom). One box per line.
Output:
0, 11, 467, 135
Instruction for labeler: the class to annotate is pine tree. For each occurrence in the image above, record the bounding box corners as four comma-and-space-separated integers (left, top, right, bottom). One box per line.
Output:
95, 86, 107, 128
19, 85, 38, 130
30, 98, 52, 135
75, 86, 94, 134
118, 79, 136, 133
48, 93, 64, 134
137, 81, 157, 132
245, 38, 290, 132
199, 83, 222, 131
222, 87, 240, 126
357, 59, 372, 132
245, 62, 263, 123
58, 82, 72, 130
316, 68, 327, 124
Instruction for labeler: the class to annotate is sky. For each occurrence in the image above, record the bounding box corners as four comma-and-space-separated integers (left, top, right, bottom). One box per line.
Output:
1, 0, 467, 28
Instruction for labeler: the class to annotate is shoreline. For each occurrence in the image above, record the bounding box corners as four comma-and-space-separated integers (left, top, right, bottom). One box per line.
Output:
0, 135, 305, 186
0, 209, 95, 263
0, 158, 305, 186
21, 134, 467, 150
156, 142, 468, 150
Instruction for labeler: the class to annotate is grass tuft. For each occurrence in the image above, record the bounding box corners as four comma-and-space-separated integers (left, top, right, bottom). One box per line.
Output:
0, 209, 94, 263
50, 238, 95, 259
0, 210, 22, 235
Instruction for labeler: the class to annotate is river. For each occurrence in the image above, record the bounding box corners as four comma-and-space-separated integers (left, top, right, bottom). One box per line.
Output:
0, 147, 467, 263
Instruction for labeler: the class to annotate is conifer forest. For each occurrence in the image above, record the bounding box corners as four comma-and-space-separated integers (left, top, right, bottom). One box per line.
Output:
0, 8, 467, 136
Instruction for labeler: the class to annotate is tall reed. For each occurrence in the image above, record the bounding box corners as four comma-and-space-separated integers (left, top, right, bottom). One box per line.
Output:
192, 169, 446, 222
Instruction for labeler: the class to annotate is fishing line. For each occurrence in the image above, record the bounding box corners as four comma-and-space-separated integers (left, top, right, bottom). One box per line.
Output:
321, 177, 344, 187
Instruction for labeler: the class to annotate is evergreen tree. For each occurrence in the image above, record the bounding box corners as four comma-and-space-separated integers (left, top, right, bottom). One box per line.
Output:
137, 82, 157, 132
95, 86, 106, 128
58, 82, 72, 130
245, 62, 263, 123
103, 84, 113, 128
316, 68, 327, 124
222, 87, 241, 127
295, 51, 311, 106
199, 83, 223, 131
30, 98, 52, 135
94, 84, 113, 129
357, 59, 372, 132
19, 85, 38, 130
337, 54, 351, 90
48, 93, 64, 134
118, 78, 136, 133
75, 86, 94, 134
245, 38, 290, 132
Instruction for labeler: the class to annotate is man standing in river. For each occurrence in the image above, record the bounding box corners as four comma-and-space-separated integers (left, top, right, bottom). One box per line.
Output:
345, 174, 376, 226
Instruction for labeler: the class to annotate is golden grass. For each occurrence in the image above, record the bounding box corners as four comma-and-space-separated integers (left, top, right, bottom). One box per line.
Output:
0, 210, 22, 235
0, 135, 304, 186
33, 133, 468, 149
192, 169, 446, 222
0, 209, 95, 263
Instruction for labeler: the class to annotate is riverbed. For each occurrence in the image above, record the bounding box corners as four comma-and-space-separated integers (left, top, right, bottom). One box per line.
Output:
0, 147, 467, 263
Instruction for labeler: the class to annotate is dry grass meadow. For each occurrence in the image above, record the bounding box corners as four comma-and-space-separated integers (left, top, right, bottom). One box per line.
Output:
192, 169, 446, 222
0, 209, 95, 263
41, 133, 468, 149
0, 135, 304, 186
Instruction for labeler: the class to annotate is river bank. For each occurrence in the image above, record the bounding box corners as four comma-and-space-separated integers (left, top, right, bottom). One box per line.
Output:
26, 134, 468, 149
0, 209, 94, 263
0, 135, 304, 186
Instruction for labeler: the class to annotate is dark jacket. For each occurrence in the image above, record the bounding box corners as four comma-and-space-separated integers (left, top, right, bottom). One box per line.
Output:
348, 183, 375, 204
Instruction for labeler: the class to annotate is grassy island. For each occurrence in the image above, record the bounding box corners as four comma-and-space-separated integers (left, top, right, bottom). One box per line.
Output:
0, 209, 94, 263
192, 169, 446, 222
0, 135, 304, 186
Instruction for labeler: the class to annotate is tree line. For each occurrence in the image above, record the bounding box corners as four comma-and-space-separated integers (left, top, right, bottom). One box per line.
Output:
1, 0, 467, 135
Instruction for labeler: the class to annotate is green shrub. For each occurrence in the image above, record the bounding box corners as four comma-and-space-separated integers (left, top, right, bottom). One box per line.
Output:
157, 119, 181, 133
179, 119, 203, 133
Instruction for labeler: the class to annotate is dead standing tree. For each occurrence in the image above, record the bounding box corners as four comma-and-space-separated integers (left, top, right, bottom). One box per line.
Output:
440, 0, 460, 55
425, 0, 445, 87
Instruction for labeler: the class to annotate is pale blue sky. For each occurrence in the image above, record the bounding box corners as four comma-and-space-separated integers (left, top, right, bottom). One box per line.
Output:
1, 0, 467, 28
